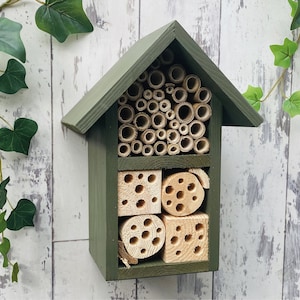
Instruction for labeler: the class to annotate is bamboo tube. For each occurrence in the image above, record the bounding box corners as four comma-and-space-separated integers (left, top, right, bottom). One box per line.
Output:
154, 141, 168, 156
188, 120, 206, 139
131, 140, 143, 155
143, 89, 153, 100
150, 58, 161, 69
165, 109, 175, 120
141, 129, 157, 145
193, 103, 212, 122
126, 81, 143, 101
165, 83, 175, 94
137, 71, 148, 83
167, 143, 180, 155
118, 104, 135, 123
148, 70, 166, 89
171, 87, 188, 103
193, 87, 212, 103
151, 112, 167, 129
119, 124, 138, 143
156, 128, 167, 140
118, 94, 128, 105
183, 74, 201, 93
153, 89, 165, 101
147, 99, 159, 114
168, 64, 186, 84
169, 119, 180, 130
179, 123, 189, 135
193, 137, 210, 154
179, 135, 194, 153
142, 144, 154, 156
118, 143, 131, 157
136, 98, 147, 112
159, 99, 171, 112
133, 112, 151, 131
167, 129, 180, 144
159, 47, 174, 65
174, 102, 195, 124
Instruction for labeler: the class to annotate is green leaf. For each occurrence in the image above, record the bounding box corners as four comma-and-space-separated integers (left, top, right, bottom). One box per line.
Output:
12, 262, 19, 282
0, 237, 10, 267
0, 17, 26, 62
0, 118, 38, 155
288, 0, 298, 17
0, 177, 10, 209
291, 0, 300, 29
35, 0, 94, 43
242, 85, 263, 112
283, 91, 300, 117
0, 211, 7, 233
0, 59, 27, 94
6, 199, 36, 231
270, 38, 298, 68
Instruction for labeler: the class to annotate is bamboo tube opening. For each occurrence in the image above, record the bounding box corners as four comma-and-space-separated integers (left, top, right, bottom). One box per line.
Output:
131, 140, 143, 154
183, 74, 201, 93
143, 89, 153, 100
165, 83, 175, 94
166, 110, 175, 120
142, 144, 154, 156
168, 64, 186, 84
172, 87, 188, 103
148, 70, 166, 89
179, 135, 194, 152
150, 58, 161, 70
167, 129, 180, 144
174, 102, 195, 124
118, 143, 131, 157
169, 119, 180, 130
141, 129, 157, 145
136, 98, 147, 112
134, 112, 151, 131
159, 99, 171, 112
118, 94, 128, 105
118, 104, 135, 123
156, 128, 167, 140
159, 48, 174, 65
126, 82, 143, 101
194, 137, 210, 154
153, 89, 165, 101
179, 123, 189, 135
154, 141, 168, 156
193, 87, 212, 103
151, 112, 167, 129
137, 71, 148, 83
167, 143, 180, 155
119, 124, 138, 143
189, 120, 206, 139
193, 103, 212, 122
147, 99, 159, 114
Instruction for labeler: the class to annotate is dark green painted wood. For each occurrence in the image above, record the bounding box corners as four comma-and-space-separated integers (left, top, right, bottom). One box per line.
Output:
62, 21, 262, 134
88, 104, 119, 281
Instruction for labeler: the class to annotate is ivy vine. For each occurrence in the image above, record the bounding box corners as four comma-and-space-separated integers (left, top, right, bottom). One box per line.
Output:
0, 0, 93, 282
243, 0, 300, 117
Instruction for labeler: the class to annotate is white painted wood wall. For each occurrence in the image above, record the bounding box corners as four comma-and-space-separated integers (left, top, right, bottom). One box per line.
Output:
0, 0, 299, 299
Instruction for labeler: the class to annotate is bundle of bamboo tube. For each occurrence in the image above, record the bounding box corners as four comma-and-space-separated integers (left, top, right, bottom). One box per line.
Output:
117, 47, 212, 157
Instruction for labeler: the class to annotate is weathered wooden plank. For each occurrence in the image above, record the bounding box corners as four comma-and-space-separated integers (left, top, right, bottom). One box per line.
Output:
214, 0, 290, 299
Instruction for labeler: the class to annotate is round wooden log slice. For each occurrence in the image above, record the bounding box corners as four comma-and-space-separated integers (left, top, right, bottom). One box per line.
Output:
162, 172, 204, 216
119, 214, 166, 259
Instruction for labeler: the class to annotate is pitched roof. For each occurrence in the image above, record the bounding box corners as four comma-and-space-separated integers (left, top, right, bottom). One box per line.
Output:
62, 21, 263, 134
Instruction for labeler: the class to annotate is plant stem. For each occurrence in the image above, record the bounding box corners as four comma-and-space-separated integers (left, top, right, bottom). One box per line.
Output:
0, 116, 13, 130
0, 0, 21, 9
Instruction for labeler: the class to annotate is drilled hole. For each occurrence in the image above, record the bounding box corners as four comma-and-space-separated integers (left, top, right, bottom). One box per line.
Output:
136, 199, 145, 208
166, 186, 174, 194
122, 200, 128, 205
187, 183, 195, 191
152, 197, 157, 203
144, 218, 152, 226
192, 196, 197, 201
178, 178, 184, 184
185, 234, 192, 242
141, 248, 146, 254
194, 246, 201, 254
152, 237, 160, 246
124, 174, 133, 183
176, 226, 181, 231
195, 223, 204, 231
166, 200, 172, 206
176, 250, 181, 256
148, 174, 156, 183
135, 185, 144, 193
142, 231, 150, 239
176, 191, 184, 199
171, 236, 178, 244
138, 173, 143, 179
131, 225, 136, 230
130, 237, 138, 245
157, 228, 162, 233
199, 235, 204, 240
176, 203, 184, 212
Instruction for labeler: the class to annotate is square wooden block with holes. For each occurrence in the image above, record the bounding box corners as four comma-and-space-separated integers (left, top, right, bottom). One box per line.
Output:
161, 213, 208, 263
118, 170, 162, 216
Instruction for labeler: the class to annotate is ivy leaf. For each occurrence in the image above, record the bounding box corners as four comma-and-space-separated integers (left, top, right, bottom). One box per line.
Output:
0, 118, 38, 155
0, 211, 7, 233
0, 237, 10, 267
242, 85, 263, 112
288, 0, 298, 17
0, 59, 27, 94
270, 38, 298, 68
291, 0, 300, 29
0, 17, 26, 63
0, 177, 10, 209
282, 91, 300, 117
6, 199, 36, 231
12, 262, 19, 282
35, 0, 94, 43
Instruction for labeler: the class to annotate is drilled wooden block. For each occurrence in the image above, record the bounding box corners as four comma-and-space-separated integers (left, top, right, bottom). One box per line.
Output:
118, 170, 162, 216
161, 172, 204, 216
161, 213, 209, 263
119, 214, 166, 259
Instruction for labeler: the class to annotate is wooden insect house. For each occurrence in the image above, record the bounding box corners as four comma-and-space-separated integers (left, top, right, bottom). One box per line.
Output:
62, 21, 263, 280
